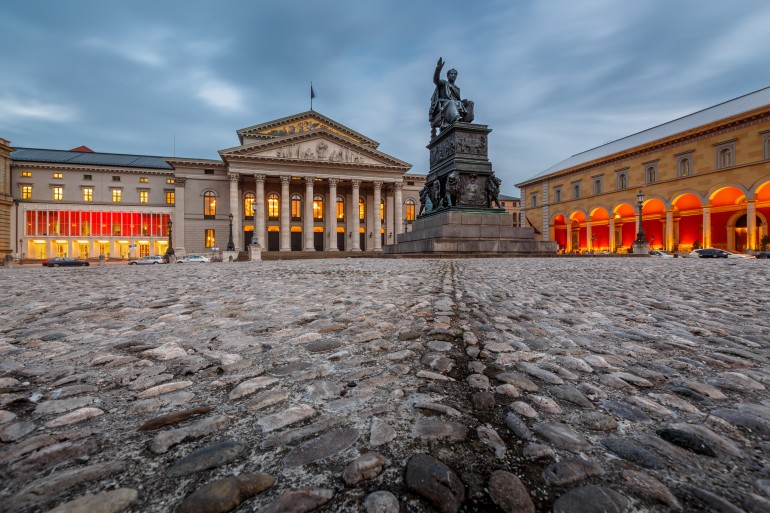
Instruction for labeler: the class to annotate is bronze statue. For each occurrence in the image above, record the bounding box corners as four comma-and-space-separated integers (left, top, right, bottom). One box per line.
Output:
429, 57, 475, 137
418, 183, 429, 216
486, 172, 502, 208
444, 171, 460, 207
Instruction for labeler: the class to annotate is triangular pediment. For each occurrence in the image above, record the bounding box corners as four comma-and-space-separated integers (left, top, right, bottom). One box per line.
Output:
220, 129, 410, 170
237, 111, 378, 148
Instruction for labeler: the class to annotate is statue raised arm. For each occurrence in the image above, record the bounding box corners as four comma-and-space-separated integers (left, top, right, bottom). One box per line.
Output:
429, 57, 474, 137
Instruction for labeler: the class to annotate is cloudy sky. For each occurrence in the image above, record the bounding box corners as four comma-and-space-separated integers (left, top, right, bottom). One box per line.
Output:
2, 0, 769, 195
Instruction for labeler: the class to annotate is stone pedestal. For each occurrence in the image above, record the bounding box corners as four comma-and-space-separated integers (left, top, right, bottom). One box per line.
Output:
632, 241, 650, 255
386, 121, 557, 256
223, 250, 239, 263
98, 255, 105, 266
4, 255, 13, 267
386, 209, 557, 254
249, 244, 262, 262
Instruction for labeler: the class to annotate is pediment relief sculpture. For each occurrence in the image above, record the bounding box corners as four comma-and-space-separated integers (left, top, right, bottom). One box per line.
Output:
273, 140, 374, 164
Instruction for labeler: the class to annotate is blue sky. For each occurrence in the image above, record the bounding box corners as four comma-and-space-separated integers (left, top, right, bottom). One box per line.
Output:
2, 0, 769, 196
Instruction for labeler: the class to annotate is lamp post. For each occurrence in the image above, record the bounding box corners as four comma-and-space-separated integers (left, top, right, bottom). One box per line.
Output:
635, 189, 648, 244
226, 213, 235, 251
165, 219, 174, 256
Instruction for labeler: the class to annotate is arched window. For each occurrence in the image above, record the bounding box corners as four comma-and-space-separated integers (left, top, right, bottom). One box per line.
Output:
765, 137, 770, 160
617, 173, 627, 190
678, 158, 690, 177
554, 188, 562, 203
203, 191, 217, 218
593, 178, 602, 195
313, 195, 324, 220
336, 196, 345, 221
267, 193, 279, 220
645, 166, 656, 184
244, 192, 255, 219
405, 198, 416, 221
719, 148, 732, 169
291, 194, 302, 220
380, 199, 385, 222
359, 197, 365, 221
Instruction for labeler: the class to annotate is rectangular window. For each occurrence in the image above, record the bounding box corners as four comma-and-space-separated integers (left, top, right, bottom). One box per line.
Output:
53, 186, 63, 201
139, 190, 149, 203
165, 190, 175, 204
22, 171, 32, 177
112, 176, 121, 182
139, 177, 148, 183
593, 178, 602, 195
53, 172, 63, 179
616, 171, 628, 190
204, 169, 214, 175
530, 194, 538, 208
83, 187, 93, 202
554, 188, 562, 203
205, 229, 215, 248
166, 178, 175, 184
572, 183, 580, 199
112, 189, 122, 202
21, 185, 32, 199
83, 174, 92, 180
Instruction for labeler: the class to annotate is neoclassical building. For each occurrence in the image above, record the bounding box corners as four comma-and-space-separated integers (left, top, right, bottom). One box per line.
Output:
516, 86, 770, 253
6, 112, 422, 259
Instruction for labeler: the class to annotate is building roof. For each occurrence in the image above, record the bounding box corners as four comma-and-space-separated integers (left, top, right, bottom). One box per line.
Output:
499, 194, 519, 201
520, 86, 770, 185
10, 147, 173, 170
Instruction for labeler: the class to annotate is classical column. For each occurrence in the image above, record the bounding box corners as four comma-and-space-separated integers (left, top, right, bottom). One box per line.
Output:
304, 177, 315, 251
351, 180, 361, 251
373, 181, 382, 251
173, 177, 186, 254
385, 188, 394, 246
565, 223, 572, 252
608, 218, 616, 252
254, 174, 265, 248
228, 173, 241, 250
326, 178, 339, 251
586, 221, 593, 251
394, 182, 403, 236
702, 206, 711, 248
665, 210, 674, 252
747, 200, 757, 250
279, 176, 291, 251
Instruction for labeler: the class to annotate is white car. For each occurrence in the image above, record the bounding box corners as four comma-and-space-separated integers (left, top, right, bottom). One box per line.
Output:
687, 248, 754, 259
129, 255, 168, 265
176, 255, 210, 263
649, 250, 674, 258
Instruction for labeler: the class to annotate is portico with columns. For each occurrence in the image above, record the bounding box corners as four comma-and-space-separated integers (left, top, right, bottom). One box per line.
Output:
167, 111, 423, 255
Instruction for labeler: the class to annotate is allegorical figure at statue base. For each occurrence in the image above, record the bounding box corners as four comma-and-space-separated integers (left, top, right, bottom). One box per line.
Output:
429, 57, 474, 137
486, 172, 502, 208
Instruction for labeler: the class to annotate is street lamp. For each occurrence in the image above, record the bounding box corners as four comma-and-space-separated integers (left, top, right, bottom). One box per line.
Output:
226, 213, 235, 251
635, 189, 648, 244
165, 219, 174, 256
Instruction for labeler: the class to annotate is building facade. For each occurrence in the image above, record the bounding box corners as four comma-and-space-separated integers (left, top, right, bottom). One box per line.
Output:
0, 138, 12, 259
516, 87, 770, 254
498, 194, 521, 227
6, 112, 423, 259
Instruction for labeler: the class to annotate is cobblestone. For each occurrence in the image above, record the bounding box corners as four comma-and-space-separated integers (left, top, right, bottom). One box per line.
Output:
0, 257, 768, 512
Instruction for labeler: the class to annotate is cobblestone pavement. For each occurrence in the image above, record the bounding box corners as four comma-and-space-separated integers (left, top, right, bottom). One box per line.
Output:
1, 258, 769, 513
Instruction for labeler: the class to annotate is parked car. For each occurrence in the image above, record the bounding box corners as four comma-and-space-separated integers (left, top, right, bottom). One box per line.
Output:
649, 250, 674, 257
687, 248, 754, 259
176, 255, 210, 263
756, 251, 770, 259
42, 257, 90, 267
129, 255, 168, 265
717, 249, 755, 259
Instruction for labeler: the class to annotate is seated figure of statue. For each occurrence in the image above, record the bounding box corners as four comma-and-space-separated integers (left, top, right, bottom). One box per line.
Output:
429, 57, 474, 137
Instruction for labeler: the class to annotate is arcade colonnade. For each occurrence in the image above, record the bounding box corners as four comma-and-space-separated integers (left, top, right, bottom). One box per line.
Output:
550, 179, 770, 253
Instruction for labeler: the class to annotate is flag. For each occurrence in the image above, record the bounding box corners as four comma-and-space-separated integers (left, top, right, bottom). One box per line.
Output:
311, 84, 316, 99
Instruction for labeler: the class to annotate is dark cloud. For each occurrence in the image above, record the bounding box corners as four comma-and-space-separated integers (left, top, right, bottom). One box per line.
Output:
1, 0, 769, 194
